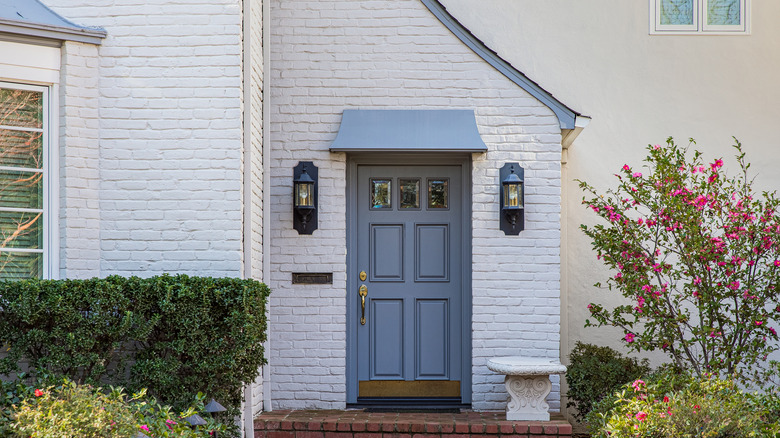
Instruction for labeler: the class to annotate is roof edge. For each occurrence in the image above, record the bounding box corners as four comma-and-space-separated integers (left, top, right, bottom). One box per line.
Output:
420, 0, 582, 130
0, 18, 106, 45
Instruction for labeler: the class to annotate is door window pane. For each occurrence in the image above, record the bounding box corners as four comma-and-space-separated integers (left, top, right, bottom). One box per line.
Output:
371, 179, 392, 209
660, 0, 695, 24
707, 0, 740, 24
427, 179, 448, 209
399, 178, 420, 209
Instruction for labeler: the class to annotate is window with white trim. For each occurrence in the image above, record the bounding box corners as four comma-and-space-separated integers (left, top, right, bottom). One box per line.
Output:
0, 83, 52, 279
651, 0, 750, 34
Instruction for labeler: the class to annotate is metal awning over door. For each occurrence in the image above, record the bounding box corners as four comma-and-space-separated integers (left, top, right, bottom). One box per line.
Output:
329, 109, 487, 153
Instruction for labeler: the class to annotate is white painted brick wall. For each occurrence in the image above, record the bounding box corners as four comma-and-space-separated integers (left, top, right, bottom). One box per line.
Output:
59, 41, 101, 279
270, 0, 562, 411
247, 0, 266, 417
47, 0, 246, 278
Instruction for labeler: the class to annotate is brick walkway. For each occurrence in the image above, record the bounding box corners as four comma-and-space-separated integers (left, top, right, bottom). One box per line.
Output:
254, 410, 572, 438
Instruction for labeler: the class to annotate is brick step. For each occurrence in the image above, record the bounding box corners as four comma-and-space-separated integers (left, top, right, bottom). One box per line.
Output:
255, 410, 572, 438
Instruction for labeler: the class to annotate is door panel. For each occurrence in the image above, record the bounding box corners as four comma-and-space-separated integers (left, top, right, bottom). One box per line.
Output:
370, 224, 404, 281
371, 299, 404, 378
356, 164, 462, 399
415, 224, 449, 281
416, 299, 448, 378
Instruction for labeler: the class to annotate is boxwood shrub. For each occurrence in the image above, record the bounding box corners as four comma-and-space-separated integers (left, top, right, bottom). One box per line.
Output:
565, 341, 651, 421
0, 274, 269, 416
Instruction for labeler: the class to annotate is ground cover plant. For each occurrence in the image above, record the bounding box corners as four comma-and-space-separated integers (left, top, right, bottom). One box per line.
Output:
579, 138, 780, 383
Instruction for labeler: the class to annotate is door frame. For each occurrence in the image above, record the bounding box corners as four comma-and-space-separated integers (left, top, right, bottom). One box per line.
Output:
345, 153, 473, 406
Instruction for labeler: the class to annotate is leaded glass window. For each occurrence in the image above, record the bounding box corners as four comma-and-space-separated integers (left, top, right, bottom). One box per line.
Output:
652, 0, 748, 33
660, 0, 694, 25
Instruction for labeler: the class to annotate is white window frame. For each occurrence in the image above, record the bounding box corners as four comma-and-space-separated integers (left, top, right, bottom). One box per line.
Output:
650, 0, 750, 35
0, 80, 59, 279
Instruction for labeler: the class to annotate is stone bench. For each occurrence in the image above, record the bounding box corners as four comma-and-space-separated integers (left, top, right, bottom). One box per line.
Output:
486, 357, 567, 421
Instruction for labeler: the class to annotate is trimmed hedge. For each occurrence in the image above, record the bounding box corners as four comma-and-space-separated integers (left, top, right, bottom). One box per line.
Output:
0, 275, 269, 415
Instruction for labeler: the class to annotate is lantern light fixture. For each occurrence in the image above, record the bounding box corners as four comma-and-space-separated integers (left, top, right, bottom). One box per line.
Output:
293, 161, 318, 234
500, 162, 524, 235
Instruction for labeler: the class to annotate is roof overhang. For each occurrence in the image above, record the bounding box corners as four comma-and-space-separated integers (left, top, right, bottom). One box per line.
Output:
330, 109, 488, 153
0, 0, 106, 45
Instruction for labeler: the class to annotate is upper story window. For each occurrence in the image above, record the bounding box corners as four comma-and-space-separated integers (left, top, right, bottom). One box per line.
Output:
0, 83, 53, 280
651, 0, 750, 34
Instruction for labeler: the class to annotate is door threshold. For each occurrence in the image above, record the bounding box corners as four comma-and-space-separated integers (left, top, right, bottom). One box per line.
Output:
350, 397, 470, 411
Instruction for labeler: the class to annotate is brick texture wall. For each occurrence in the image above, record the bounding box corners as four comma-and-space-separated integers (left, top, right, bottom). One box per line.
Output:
59, 41, 101, 278
47, 0, 246, 278
269, 0, 563, 411
246, 0, 266, 418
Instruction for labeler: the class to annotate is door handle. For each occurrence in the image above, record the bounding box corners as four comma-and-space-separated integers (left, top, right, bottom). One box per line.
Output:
359, 284, 368, 325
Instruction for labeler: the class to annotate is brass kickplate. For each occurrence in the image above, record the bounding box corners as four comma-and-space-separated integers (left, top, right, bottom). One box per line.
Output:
359, 380, 460, 398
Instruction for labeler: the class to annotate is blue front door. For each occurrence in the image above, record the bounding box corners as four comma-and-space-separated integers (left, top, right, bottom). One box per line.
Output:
355, 164, 463, 399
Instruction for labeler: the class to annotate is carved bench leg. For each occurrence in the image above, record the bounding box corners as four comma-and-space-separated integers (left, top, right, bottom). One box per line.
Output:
504, 375, 552, 421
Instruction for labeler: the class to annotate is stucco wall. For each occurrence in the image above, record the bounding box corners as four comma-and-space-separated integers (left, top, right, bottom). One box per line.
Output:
47, 0, 246, 278
438, 0, 780, 414
269, 0, 563, 411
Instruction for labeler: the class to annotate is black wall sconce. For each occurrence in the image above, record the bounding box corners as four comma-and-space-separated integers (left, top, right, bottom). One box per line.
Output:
500, 162, 524, 235
293, 161, 318, 234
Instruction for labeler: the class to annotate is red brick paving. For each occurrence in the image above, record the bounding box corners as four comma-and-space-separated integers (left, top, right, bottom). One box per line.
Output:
255, 410, 571, 438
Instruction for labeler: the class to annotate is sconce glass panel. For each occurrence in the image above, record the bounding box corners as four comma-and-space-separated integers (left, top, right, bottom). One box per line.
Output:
295, 182, 314, 207
427, 179, 448, 209
503, 183, 522, 208
399, 178, 420, 209
371, 179, 392, 209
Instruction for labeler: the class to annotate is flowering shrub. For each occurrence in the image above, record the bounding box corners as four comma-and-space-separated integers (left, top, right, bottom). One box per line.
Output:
9, 379, 226, 438
11, 381, 138, 438
588, 372, 780, 438
579, 138, 780, 382
0, 377, 36, 437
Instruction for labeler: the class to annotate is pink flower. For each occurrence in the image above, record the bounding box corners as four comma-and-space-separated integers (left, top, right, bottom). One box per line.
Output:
711, 159, 723, 170
653, 144, 661, 150
774, 260, 780, 267
635, 411, 648, 421
756, 321, 763, 326
623, 164, 631, 171
632, 379, 645, 391
140, 425, 150, 432
632, 172, 642, 178
625, 333, 635, 343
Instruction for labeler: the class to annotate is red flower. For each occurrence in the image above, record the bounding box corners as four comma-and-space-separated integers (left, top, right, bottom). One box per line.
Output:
34, 389, 44, 397
663, 396, 669, 403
